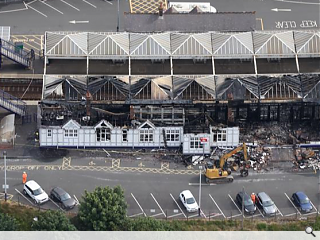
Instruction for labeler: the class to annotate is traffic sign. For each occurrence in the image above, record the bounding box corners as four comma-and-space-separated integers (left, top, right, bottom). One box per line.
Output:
200, 137, 208, 143
2, 184, 9, 189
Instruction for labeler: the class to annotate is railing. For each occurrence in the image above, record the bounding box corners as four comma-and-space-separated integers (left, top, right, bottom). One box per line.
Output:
0, 88, 26, 116
0, 38, 34, 69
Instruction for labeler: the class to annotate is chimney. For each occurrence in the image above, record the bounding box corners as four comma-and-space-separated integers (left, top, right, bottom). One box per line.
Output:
158, 3, 164, 18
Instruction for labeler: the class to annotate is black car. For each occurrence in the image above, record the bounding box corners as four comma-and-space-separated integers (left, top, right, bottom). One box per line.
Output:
50, 187, 76, 210
292, 192, 313, 213
236, 192, 256, 214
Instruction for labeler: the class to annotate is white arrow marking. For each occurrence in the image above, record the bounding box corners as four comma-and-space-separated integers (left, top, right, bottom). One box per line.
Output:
69, 20, 89, 24
271, 8, 292, 11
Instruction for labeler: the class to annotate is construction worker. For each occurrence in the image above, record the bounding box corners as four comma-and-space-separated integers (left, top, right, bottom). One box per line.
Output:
251, 192, 256, 204
22, 171, 27, 184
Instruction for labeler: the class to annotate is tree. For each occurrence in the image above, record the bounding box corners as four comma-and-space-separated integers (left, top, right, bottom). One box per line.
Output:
77, 186, 127, 231
127, 217, 174, 231
31, 210, 76, 231
0, 212, 20, 231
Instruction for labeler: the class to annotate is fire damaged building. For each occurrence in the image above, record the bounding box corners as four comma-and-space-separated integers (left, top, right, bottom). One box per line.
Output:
38, 11, 320, 152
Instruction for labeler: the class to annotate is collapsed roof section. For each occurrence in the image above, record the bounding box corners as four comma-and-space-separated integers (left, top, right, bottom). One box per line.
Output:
43, 74, 320, 101
45, 30, 320, 60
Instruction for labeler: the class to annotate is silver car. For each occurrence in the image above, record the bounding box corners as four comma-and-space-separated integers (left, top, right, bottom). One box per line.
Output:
256, 192, 277, 216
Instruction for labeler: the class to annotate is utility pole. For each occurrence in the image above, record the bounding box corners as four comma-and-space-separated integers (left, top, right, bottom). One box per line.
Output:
117, 0, 120, 32
241, 186, 244, 230
198, 165, 202, 216
4, 151, 7, 202
318, 167, 320, 218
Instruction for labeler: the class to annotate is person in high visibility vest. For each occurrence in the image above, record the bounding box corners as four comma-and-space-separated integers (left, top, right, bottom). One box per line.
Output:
251, 193, 256, 204
22, 172, 27, 184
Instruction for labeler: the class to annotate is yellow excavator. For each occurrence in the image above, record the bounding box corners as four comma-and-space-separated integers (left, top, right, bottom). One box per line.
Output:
204, 143, 249, 183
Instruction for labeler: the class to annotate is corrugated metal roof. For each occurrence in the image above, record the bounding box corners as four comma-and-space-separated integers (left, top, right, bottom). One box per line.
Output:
171, 33, 212, 56
212, 32, 253, 57
89, 33, 129, 56
294, 31, 320, 56
253, 31, 295, 57
130, 33, 170, 56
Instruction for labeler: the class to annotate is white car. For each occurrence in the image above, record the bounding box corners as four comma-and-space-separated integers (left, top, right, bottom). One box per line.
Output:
23, 180, 49, 204
179, 190, 198, 212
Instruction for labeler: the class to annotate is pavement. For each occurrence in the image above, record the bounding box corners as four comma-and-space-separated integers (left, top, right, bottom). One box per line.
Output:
0, 158, 319, 220
0, 0, 318, 35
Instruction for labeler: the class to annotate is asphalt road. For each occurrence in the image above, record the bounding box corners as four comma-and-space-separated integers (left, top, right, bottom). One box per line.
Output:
0, 0, 319, 34
0, 159, 319, 220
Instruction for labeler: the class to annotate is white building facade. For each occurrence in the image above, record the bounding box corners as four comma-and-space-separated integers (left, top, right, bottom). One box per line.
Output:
39, 119, 240, 153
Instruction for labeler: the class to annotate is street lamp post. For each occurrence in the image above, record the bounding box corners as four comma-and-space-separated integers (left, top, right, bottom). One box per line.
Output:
198, 165, 202, 216
117, 0, 120, 32
4, 151, 7, 202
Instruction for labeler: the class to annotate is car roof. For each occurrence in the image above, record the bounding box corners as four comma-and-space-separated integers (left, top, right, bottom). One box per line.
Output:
53, 187, 67, 195
258, 192, 271, 201
296, 191, 308, 199
26, 180, 40, 190
181, 190, 194, 198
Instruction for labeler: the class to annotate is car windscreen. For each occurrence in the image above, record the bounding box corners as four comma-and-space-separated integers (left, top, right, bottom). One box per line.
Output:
300, 197, 310, 204
33, 188, 44, 196
186, 197, 195, 204
244, 197, 253, 206
263, 200, 274, 207
60, 193, 71, 201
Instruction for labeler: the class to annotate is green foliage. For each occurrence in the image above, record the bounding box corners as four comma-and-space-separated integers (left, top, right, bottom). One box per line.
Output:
256, 223, 267, 231
31, 210, 76, 231
0, 212, 20, 231
127, 217, 174, 231
77, 186, 127, 231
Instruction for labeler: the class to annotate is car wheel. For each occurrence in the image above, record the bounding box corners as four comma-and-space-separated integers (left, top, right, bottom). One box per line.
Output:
23, 189, 27, 195
34, 199, 38, 205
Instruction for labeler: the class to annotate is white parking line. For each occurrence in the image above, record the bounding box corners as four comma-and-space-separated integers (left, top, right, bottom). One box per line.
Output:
104, 0, 113, 5
209, 213, 222, 218
73, 195, 80, 205
40, 0, 64, 14
170, 193, 186, 218
284, 192, 301, 215
167, 213, 183, 219
257, 207, 265, 218
27, 4, 48, 17
228, 194, 244, 217
310, 201, 319, 214
15, 188, 34, 205
285, 212, 297, 217
127, 212, 143, 218
274, 203, 283, 217
227, 213, 242, 219
209, 194, 226, 219
131, 193, 146, 217
49, 197, 65, 211
60, 0, 80, 11
189, 183, 216, 186
150, 193, 166, 217
150, 213, 164, 217
82, 0, 97, 8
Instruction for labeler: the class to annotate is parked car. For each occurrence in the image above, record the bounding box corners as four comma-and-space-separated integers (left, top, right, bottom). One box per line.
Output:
256, 192, 277, 216
291, 191, 313, 213
179, 190, 198, 212
236, 191, 256, 214
50, 187, 76, 210
23, 180, 49, 204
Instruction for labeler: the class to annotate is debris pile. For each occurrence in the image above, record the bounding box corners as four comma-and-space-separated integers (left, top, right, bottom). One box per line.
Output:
293, 148, 320, 171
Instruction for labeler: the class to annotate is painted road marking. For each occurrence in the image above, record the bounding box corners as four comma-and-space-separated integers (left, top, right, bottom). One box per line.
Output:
0, 192, 14, 200
274, 203, 283, 217
275, 0, 320, 5
228, 194, 244, 217
73, 195, 80, 205
209, 213, 222, 218
189, 213, 199, 218
150, 213, 163, 217
131, 193, 146, 217
49, 197, 65, 211
209, 194, 226, 219
284, 192, 301, 215
128, 212, 143, 218
150, 193, 166, 217
105, 0, 113, 5
15, 188, 34, 205
60, 0, 80, 11
285, 212, 298, 217
40, 0, 64, 14
257, 207, 265, 218
170, 193, 186, 218
167, 212, 183, 218
82, 0, 97, 8
227, 213, 242, 219
189, 183, 216, 186
310, 201, 318, 214
27, 4, 48, 17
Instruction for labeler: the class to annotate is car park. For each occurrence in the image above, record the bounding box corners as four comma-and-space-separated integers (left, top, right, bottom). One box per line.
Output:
23, 180, 49, 204
50, 187, 76, 210
179, 190, 199, 213
236, 191, 256, 214
256, 192, 277, 216
291, 192, 313, 213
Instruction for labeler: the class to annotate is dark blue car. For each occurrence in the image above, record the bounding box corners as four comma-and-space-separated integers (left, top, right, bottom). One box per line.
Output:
291, 192, 313, 213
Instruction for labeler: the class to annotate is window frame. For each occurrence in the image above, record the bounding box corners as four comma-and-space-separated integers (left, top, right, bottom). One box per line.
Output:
139, 129, 154, 142
47, 129, 52, 137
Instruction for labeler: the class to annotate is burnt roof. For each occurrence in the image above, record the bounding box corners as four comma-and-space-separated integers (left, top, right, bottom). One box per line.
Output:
124, 12, 256, 33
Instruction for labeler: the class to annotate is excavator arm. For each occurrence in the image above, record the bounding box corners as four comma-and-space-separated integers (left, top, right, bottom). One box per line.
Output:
219, 143, 248, 169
